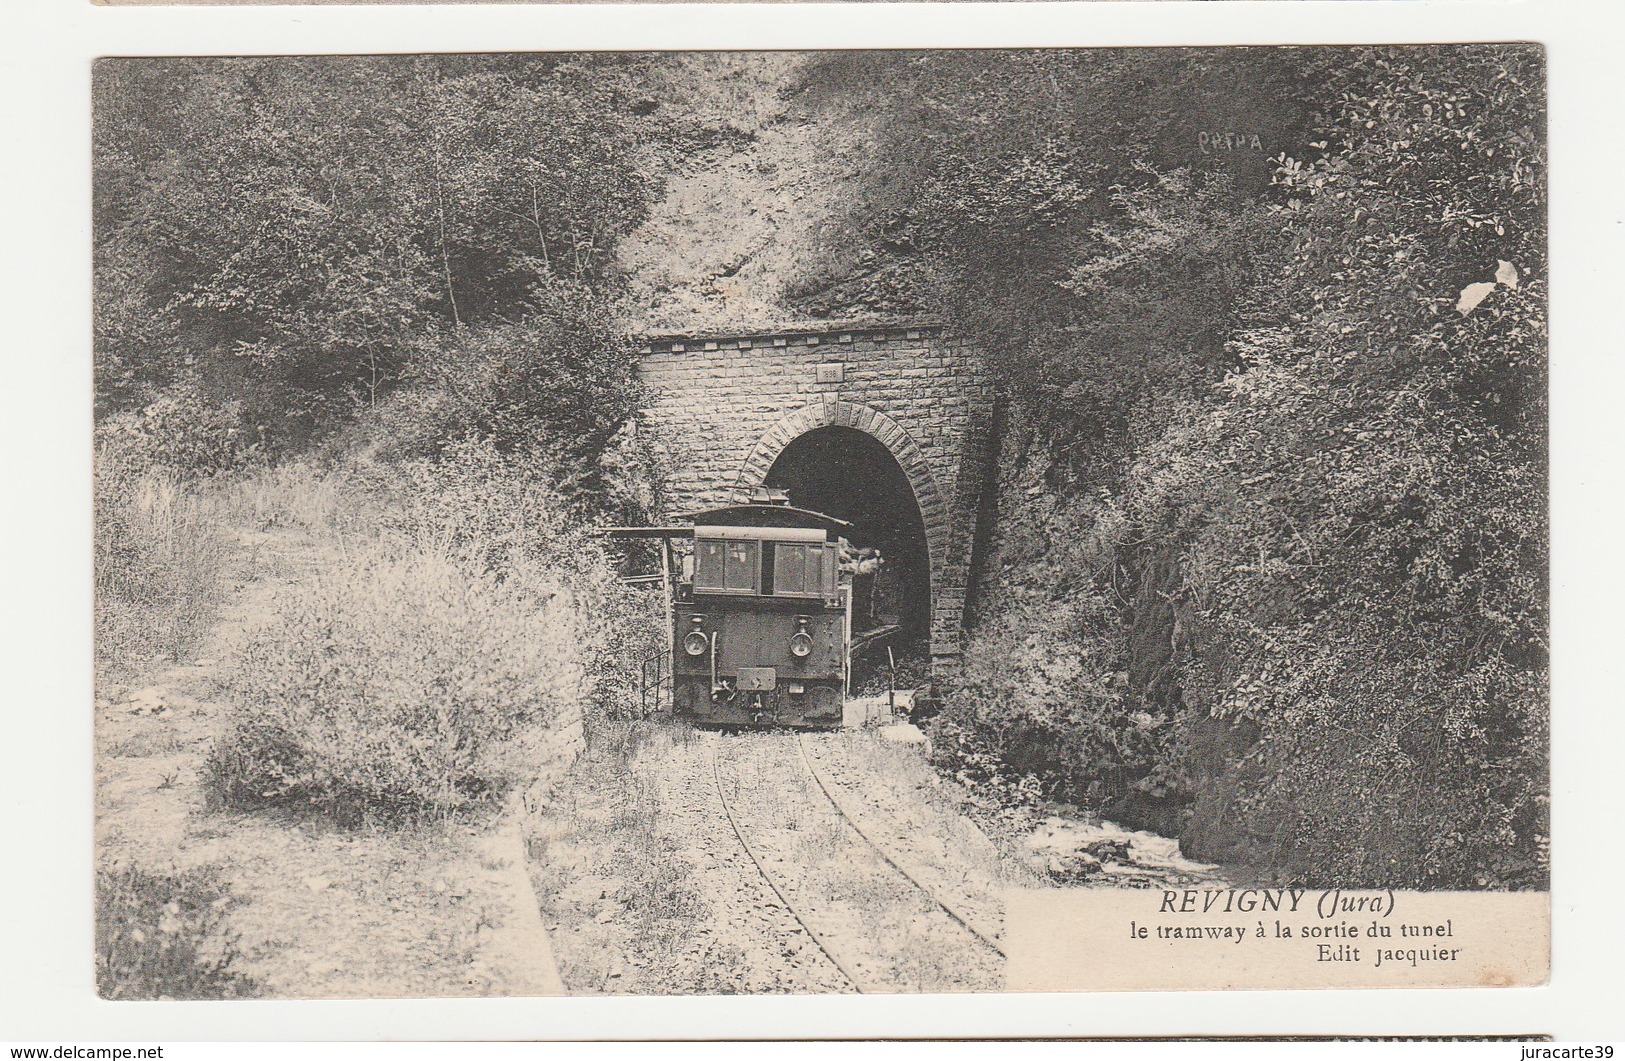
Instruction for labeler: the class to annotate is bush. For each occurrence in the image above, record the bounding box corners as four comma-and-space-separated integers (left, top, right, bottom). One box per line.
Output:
94, 444, 230, 672
584, 578, 667, 725
1130, 336, 1548, 887
215, 460, 359, 538
96, 381, 260, 477
361, 288, 646, 503
947, 434, 1183, 816
366, 442, 666, 728
366, 440, 589, 567
205, 537, 593, 825
96, 863, 256, 999
200, 440, 662, 824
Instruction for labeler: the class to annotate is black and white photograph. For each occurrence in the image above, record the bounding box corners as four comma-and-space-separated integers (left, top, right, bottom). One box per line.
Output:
84, 45, 1550, 1001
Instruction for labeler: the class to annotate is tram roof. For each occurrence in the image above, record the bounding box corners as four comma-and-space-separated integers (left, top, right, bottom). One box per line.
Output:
597, 504, 851, 541
677, 503, 852, 537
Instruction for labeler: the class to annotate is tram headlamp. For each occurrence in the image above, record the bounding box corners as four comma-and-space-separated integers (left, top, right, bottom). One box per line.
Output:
683, 617, 709, 657
789, 618, 813, 658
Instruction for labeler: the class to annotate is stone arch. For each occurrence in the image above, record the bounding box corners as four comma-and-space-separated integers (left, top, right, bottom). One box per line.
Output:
734, 400, 951, 586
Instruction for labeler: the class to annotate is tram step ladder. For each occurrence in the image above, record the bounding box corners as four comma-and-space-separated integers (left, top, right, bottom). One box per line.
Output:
638, 650, 672, 717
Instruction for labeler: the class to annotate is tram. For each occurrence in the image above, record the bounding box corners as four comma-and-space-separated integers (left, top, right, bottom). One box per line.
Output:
602, 488, 901, 728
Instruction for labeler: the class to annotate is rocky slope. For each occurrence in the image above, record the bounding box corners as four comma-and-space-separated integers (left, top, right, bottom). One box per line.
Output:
619, 53, 880, 334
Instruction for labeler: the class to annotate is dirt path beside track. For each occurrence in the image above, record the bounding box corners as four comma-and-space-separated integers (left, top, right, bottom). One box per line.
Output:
95, 525, 565, 998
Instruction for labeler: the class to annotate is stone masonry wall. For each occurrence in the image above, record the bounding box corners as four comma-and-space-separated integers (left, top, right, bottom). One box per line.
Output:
636, 321, 995, 661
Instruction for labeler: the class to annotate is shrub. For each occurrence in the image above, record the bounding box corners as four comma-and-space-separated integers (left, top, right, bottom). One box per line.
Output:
583, 578, 667, 726
206, 540, 593, 825
947, 443, 1181, 814
215, 460, 358, 538
368, 440, 587, 568
202, 442, 664, 823
96, 863, 256, 999
951, 588, 1157, 808
96, 381, 260, 477
94, 444, 230, 672
366, 442, 665, 729
360, 287, 647, 511
1130, 338, 1548, 887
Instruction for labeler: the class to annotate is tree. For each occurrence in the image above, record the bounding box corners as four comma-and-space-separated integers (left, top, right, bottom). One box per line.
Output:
1140, 45, 1548, 886
94, 55, 663, 456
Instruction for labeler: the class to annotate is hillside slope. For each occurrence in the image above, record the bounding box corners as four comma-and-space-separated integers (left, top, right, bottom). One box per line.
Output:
619, 53, 878, 334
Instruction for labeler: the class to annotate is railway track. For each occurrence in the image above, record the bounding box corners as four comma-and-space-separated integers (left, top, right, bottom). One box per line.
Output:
709, 736, 865, 993
708, 730, 1004, 992
795, 733, 1007, 958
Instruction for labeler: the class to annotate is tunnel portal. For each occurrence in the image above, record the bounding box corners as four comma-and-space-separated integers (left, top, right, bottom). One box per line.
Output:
636, 322, 995, 671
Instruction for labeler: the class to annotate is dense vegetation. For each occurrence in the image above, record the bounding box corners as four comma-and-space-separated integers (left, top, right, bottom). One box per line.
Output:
94, 57, 683, 837
200, 445, 666, 825
793, 47, 1547, 888
96, 863, 257, 1000
94, 55, 699, 501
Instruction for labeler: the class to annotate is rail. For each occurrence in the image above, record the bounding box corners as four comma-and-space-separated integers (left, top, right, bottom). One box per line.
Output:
708, 736, 864, 993
795, 733, 1007, 958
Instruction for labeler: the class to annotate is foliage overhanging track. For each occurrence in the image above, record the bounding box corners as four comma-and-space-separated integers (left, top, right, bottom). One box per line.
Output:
795, 733, 1007, 959
707, 733, 864, 994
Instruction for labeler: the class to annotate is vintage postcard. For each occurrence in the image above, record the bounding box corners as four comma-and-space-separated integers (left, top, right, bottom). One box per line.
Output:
89, 46, 1548, 1001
